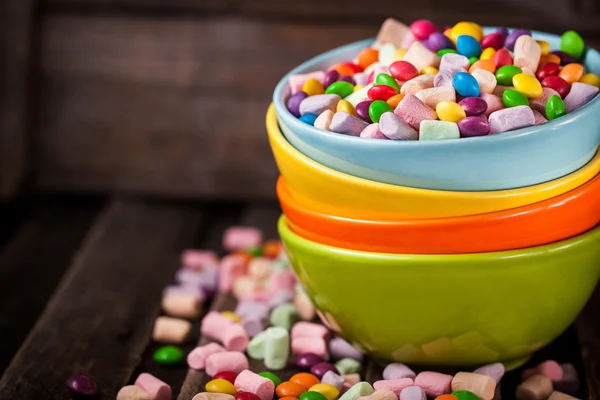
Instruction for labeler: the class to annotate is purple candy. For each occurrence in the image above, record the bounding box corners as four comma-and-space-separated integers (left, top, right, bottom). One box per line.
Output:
458, 116, 490, 137
329, 336, 364, 361
311, 362, 339, 379
296, 353, 324, 369
551, 50, 576, 66
459, 97, 488, 116
324, 70, 340, 89
66, 375, 98, 396
505, 28, 531, 51
496, 26, 509, 39
339, 75, 356, 85
356, 101, 373, 123
287, 91, 308, 117
425, 32, 452, 52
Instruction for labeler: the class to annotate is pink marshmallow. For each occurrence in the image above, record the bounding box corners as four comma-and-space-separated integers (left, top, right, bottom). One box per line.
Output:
399, 386, 426, 400
291, 321, 329, 340
181, 250, 218, 270
564, 82, 600, 113
289, 71, 327, 95
481, 93, 504, 117
201, 311, 236, 340
402, 42, 441, 72
451, 372, 496, 400
383, 363, 416, 380
134, 373, 172, 400
269, 269, 296, 292
205, 351, 249, 377
394, 94, 438, 130
439, 53, 470, 73
291, 336, 328, 359
234, 370, 275, 400
373, 378, 414, 395
533, 109, 548, 124
187, 342, 226, 370
223, 323, 250, 351
223, 226, 263, 251
522, 360, 564, 382
414, 371, 453, 398
360, 123, 389, 139
219, 254, 247, 292
400, 74, 435, 95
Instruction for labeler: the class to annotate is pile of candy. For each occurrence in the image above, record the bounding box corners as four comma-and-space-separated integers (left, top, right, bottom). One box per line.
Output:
285, 19, 600, 140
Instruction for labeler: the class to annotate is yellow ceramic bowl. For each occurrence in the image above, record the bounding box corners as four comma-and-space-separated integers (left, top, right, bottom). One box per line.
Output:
279, 215, 600, 367
267, 104, 600, 219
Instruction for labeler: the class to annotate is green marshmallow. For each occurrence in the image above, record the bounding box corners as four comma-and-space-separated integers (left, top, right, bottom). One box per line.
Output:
270, 303, 300, 330
339, 382, 374, 400
335, 358, 361, 375
419, 120, 460, 140
247, 330, 268, 359
264, 327, 289, 370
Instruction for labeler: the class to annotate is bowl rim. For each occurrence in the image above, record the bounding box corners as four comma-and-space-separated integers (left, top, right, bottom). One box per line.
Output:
278, 214, 600, 260
273, 28, 600, 148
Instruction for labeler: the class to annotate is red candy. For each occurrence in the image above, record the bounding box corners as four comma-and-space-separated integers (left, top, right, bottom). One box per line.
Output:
368, 85, 398, 101
541, 76, 571, 98
235, 393, 261, 400
410, 19, 438, 41
493, 49, 513, 68
536, 62, 560, 81
214, 371, 238, 384
481, 32, 504, 50
389, 61, 419, 82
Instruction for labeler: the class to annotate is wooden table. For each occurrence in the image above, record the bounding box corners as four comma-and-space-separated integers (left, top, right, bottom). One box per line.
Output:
0, 196, 598, 399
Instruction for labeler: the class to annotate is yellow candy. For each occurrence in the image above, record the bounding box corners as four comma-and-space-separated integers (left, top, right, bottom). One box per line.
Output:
450, 22, 483, 43
303, 78, 325, 96
512, 73, 543, 98
353, 84, 365, 93
421, 66, 439, 75
337, 99, 357, 116
580, 73, 600, 88
221, 311, 241, 323
309, 384, 340, 400
206, 379, 236, 395
480, 47, 496, 61
536, 40, 550, 55
435, 101, 466, 123
393, 48, 408, 61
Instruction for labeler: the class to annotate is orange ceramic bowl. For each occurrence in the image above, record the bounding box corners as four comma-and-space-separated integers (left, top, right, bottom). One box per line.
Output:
277, 173, 600, 254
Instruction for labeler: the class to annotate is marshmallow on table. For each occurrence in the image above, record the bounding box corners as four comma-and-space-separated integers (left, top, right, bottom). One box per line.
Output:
564, 82, 600, 113
187, 342, 226, 370
402, 42, 441, 72
247, 330, 268, 359
223, 226, 262, 251
514, 35, 542, 72
548, 391, 579, 400
161, 294, 202, 319
269, 269, 296, 292
235, 300, 270, 321
314, 110, 334, 131
473, 362, 505, 383
234, 370, 275, 400
451, 372, 496, 400
292, 321, 330, 339
270, 302, 300, 330
530, 87, 561, 115
181, 250, 218, 270
330, 112, 369, 136
399, 386, 426, 400
152, 316, 191, 344
192, 394, 235, 400
373, 379, 414, 395
516, 375, 554, 400
415, 86, 456, 109
205, 351, 249, 376
340, 382, 374, 400
268, 289, 294, 309
219, 254, 247, 293
471, 69, 497, 94
134, 373, 172, 400
264, 327, 290, 370
294, 290, 316, 321
233, 276, 258, 300
414, 371, 453, 398
488, 106, 535, 134
374, 18, 411, 49
242, 317, 266, 338
394, 94, 438, 130
291, 336, 328, 359
289, 71, 327, 95
358, 389, 397, 400
555, 363, 580, 393
117, 385, 153, 400
329, 336, 364, 361
300, 94, 341, 116
248, 257, 271, 280
419, 120, 460, 140
360, 123, 388, 139
383, 363, 416, 380
400, 74, 435, 95
439, 53, 470, 73
481, 93, 504, 116
201, 311, 249, 351
322, 371, 345, 392
522, 360, 564, 382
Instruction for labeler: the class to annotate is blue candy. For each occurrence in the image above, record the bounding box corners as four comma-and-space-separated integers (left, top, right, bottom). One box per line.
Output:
299, 113, 318, 126
456, 35, 482, 58
453, 72, 480, 97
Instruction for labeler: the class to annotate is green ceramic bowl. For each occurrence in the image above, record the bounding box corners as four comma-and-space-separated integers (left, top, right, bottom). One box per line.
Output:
278, 216, 600, 368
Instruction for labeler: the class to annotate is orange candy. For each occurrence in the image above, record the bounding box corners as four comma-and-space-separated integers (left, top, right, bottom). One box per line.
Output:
558, 63, 585, 84
469, 59, 496, 74
539, 54, 561, 66
290, 373, 320, 391
329, 64, 356, 77
276, 382, 306, 398
357, 48, 379, 69
435, 396, 459, 400
262, 240, 281, 259
386, 94, 405, 109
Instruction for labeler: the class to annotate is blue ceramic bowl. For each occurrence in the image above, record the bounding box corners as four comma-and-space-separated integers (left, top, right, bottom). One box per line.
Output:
273, 29, 600, 191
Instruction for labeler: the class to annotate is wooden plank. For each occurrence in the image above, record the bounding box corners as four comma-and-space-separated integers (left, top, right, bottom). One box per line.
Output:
576, 285, 600, 400
0, 197, 102, 375
0, 0, 36, 199
35, 16, 374, 199
44, 0, 240, 12
0, 199, 205, 399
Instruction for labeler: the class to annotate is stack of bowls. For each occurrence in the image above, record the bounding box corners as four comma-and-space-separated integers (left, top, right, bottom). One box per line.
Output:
267, 28, 600, 369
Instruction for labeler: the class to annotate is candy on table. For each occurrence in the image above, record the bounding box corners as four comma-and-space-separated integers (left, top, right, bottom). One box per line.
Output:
399, 386, 427, 400
400, 74, 436, 95
473, 362, 505, 383
548, 391, 580, 400
223, 227, 263, 251
488, 106, 535, 133
330, 112, 370, 136
264, 327, 290, 370
219, 254, 247, 293
135, 373, 172, 400
154, 345, 185, 367
302, 392, 330, 400
66, 374, 98, 396
236, 300, 270, 322
270, 268, 296, 292
368, 101, 394, 123
379, 111, 418, 140
546, 95, 566, 120
453, 72, 480, 97
322, 370, 345, 391
152, 316, 191, 344
436, 101, 466, 122
329, 336, 364, 361
414, 371, 453, 398
205, 351, 249, 376
451, 372, 496, 400
161, 292, 202, 319
555, 363, 580, 393
311, 362, 340, 379
277, 380, 307, 398
513, 73, 543, 98
234, 370, 275, 400
372, 379, 414, 395
581, 72, 600, 88
340, 382, 375, 400
394, 94, 438, 130
420, 120, 461, 140
529, 87, 561, 115
288, 92, 309, 117
309, 383, 341, 400
193, 394, 235, 400
181, 249, 218, 270
374, 18, 411, 49
451, 390, 480, 400
206, 378, 237, 395
335, 358, 361, 375
415, 86, 457, 109
541, 76, 572, 99
516, 375, 554, 400
214, 371, 239, 385
360, 123, 388, 139
469, 59, 496, 74
291, 372, 321, 390
564, 82, 600, 112
188, 342, 226, 370
439, 53, 469, 74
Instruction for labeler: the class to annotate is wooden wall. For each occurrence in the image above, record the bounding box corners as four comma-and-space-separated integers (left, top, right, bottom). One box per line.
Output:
2, 0, 600, 200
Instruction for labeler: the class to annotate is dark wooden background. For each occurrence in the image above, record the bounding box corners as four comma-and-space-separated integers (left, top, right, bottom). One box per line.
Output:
1, 0, 600, 201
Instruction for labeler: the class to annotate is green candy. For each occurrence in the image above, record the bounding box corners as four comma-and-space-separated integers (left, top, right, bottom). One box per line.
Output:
325, 81, 354, 98
153, 345, 184, 366
546, 94, 566, 120
335, 358, 361, 375
502, 89, 529, 107
375, 73, 400, 92
247, 246, 263, 257
495, 65, 523, 86
469, 56, 479, 65
561, 30, 585, 60
300, 392, 328, 400
452, 390, 481, 400
259, 371, 282, 387
368, 100, 393, 123
438, 48, 458, 57
269, 303, 300, 330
